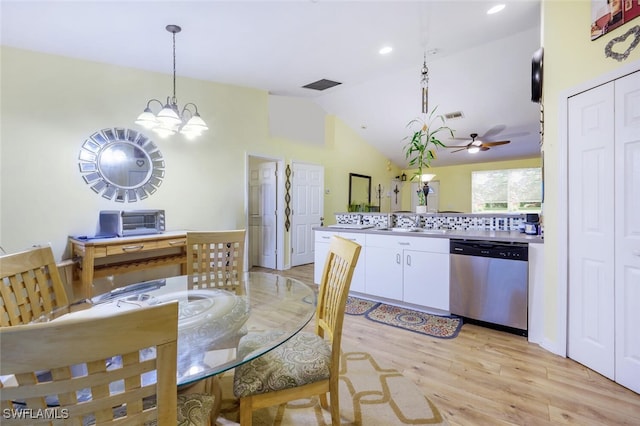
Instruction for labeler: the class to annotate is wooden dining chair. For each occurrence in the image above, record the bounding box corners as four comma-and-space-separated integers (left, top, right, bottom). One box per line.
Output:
186, 230, 246, 293
232, 235, 362, 426
0, 302, 215, 425
0, 246, 70, 326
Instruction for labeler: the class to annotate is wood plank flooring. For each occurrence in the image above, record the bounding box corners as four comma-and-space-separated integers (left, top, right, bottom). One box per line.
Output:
251, 264, 640, 426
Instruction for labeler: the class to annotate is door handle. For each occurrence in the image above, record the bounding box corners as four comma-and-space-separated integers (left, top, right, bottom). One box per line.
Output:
406, 254, 411, 266
396, 253, 401, 264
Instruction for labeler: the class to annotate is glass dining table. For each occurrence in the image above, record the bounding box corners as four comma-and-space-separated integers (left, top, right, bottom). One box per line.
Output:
55, 271, 317, 387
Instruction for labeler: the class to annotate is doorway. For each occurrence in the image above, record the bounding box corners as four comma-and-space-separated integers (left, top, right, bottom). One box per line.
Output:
410, 180, 440, 212
247, 155, 284, 270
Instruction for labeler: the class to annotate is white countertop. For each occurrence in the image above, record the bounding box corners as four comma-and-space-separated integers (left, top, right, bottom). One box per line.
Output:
314, 226, 543, 244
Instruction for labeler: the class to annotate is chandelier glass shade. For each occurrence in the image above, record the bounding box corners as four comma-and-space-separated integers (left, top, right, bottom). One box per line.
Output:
135, 25, 208, 140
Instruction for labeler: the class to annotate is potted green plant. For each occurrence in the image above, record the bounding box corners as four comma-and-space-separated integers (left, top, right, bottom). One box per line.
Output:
403, 107, 454, 213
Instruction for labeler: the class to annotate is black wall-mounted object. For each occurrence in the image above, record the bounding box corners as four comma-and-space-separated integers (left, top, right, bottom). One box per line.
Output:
531, 47, 544, 103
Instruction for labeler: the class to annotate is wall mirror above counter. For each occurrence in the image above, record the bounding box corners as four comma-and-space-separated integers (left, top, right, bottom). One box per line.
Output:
78, 128, 165, 203
348, 173, 371, 211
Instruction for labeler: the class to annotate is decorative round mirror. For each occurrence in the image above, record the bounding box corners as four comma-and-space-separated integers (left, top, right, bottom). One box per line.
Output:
78, 128, 165, 202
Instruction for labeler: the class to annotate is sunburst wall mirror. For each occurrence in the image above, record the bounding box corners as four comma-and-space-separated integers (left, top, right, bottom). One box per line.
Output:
78, 128, 165, 202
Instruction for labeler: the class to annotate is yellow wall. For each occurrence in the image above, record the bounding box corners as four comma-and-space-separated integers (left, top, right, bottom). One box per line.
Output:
0, 47, 398, 263
542, 0, 640, 348
401, 157, 542, 212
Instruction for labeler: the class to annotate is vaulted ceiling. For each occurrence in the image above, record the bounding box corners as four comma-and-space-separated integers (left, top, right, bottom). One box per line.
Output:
1, 0, 543, 167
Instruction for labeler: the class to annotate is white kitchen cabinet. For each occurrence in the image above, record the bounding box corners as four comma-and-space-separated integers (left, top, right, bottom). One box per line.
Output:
313, 230, 366, 293
403, 249, 449, 311
365, 233, 449, 310
314, 232, 332, 284
364, 245, 403, 300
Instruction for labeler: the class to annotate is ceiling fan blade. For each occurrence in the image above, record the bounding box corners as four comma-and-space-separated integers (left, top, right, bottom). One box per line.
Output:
482, 140, 510, 147
479, 125, 507, 139
480, 146, 490, 151
451, 147, 467, 153
443, 145, 468, 149
449, 137, 473, 141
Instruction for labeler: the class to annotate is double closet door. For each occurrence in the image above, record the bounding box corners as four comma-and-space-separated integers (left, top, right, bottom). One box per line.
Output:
568, 70, 640, 393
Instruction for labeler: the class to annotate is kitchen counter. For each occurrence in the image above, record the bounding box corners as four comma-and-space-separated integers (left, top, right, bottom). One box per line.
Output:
315, 225, 543, 244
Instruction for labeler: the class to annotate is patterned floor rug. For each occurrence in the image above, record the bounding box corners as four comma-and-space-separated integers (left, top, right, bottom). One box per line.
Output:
365, 303, 462, 339
344, 296, 378, 315
217, 348, 448, 425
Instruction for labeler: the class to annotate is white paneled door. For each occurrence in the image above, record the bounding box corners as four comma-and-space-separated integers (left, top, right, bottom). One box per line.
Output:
291, 162, 324, 266
568, 82, 616, 379
568, 70, 640, 393
614, 71, 640, 394
249, 160, 277, 269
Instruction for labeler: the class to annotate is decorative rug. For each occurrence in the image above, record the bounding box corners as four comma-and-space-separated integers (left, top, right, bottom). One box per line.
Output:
365, 304, 462, 339
218, 349, 448, 425
344, 296, 378, 315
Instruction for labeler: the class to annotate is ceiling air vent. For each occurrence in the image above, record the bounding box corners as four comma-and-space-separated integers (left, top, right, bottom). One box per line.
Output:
444, 111, 464, 120
302, 79, 342, 91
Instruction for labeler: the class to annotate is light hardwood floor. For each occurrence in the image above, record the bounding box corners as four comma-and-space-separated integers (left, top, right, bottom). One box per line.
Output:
251, 264, 640, 426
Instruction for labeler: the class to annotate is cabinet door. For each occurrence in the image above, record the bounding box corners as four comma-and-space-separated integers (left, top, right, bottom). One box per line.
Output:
337, 233, 366, 293
614, 70, 640, 394
314, 232, 333, 284
568, 81, 615, 379
403, 250, 449, 311
365, 246, 402, 300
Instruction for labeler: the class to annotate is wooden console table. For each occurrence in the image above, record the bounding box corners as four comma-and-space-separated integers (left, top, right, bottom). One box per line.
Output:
68, 231, 187, 299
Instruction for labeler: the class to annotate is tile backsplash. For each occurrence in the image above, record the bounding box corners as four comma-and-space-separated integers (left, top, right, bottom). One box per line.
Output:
334, 212, 528, 232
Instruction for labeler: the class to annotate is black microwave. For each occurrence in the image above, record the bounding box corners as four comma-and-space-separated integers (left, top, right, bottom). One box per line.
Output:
99, 210, 165, 237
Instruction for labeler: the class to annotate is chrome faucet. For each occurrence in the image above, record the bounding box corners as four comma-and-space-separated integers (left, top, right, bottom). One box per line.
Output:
401, 215, 420, 228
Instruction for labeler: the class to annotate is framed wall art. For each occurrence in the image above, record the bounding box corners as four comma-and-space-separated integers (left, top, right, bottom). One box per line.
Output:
591, 0, 640, 40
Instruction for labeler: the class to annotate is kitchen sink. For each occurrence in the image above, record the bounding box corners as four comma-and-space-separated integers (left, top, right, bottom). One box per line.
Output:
377, 227, 447, 234
418, 229, 448, 234
378, 227, 421, 232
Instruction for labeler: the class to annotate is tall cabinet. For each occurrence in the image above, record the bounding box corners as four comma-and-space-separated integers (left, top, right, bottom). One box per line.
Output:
568, 70, 640, 394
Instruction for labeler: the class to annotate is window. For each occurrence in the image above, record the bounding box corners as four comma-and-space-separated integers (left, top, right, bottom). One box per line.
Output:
472, 168, 542, 213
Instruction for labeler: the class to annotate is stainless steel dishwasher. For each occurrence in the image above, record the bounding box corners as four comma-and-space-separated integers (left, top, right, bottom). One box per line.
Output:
449, 239, 528, 336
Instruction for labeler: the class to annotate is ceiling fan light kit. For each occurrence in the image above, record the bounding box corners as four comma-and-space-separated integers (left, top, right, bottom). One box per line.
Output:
135, 25, 208, 140
446, 132, 511, 154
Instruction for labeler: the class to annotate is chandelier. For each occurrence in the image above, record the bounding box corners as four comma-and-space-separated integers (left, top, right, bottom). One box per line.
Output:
135, 25, 208, 139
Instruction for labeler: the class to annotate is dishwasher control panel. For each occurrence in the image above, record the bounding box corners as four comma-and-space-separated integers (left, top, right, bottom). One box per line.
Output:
450, 240, 528, 261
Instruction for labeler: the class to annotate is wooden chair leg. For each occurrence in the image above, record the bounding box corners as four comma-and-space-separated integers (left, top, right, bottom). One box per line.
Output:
319, 393, 329, 409
329, 378, 340, 426
239, 397, 253, 426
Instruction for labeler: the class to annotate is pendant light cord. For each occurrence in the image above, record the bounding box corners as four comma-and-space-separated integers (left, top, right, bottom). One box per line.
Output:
172, 30, 177, 106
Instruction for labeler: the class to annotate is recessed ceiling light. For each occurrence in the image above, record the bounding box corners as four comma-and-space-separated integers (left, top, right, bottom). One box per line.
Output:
379, 46, 393, 55
487, 4, 505, 14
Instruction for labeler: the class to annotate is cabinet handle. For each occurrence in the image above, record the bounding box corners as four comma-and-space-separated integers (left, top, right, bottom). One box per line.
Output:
122, 245, 144, 252
168, 240, 183, 246
398, 242, 410, 246
396, 253, 401, 264
406, 254, 411, 266
321, 236, 331, 239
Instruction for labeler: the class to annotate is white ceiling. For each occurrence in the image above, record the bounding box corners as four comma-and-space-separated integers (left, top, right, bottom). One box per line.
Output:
0, 0, 543, 168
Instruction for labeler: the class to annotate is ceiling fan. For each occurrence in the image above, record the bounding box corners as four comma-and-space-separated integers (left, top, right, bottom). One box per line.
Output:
445, 133, 510, 154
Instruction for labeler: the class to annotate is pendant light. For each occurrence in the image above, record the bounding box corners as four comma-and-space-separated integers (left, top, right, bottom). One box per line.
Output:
135, 25, 208, 140
421, 52, 429, 114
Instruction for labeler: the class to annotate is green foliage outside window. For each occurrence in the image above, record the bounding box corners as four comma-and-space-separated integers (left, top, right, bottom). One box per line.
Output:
472, 168, 542, 213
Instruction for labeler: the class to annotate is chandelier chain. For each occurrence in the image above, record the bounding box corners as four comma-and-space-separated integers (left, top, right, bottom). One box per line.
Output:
134, 24, 207, 139
172, 30, 177, 105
